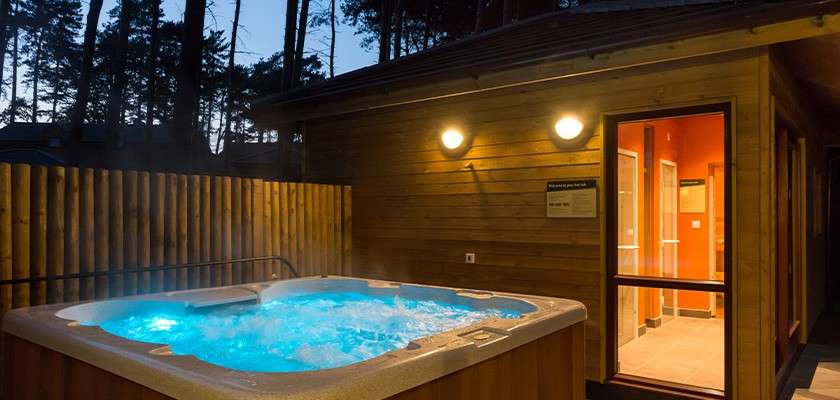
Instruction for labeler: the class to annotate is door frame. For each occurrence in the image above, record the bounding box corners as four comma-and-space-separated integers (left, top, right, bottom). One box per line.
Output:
604, 103, 732, 399
617, 148, 640, 344
708, 163, 725, 317
658, 159, 679, 321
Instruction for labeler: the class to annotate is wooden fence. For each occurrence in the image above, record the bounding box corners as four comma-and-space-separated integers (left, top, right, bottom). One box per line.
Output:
0, 164, 352, 312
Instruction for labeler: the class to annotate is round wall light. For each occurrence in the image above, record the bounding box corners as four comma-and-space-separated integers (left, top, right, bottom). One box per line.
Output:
441, 128, 465, 150
549, 115, 592, 149
554, 117, 584, 140
438, 126, 472, 157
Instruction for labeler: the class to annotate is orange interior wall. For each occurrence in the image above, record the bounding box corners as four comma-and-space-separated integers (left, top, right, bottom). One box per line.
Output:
675, 115, 724, 311
617, 114, 724, 321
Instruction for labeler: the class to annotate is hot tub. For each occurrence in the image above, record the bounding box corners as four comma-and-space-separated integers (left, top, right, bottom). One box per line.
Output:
2, 276, 586, 400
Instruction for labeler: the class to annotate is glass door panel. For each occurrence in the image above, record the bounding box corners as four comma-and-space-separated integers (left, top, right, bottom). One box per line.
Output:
611, 108, 728, 395
617, 150, 639, 347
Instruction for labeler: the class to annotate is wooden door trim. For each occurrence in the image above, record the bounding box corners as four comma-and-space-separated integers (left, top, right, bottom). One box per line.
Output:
604, 102, 732, 398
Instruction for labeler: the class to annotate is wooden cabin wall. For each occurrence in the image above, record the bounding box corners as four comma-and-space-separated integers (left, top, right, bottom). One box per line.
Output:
302, 49, 771, 399
769, 49, 829, 341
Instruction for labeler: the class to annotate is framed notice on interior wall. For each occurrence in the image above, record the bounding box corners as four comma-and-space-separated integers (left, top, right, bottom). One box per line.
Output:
679, 179, 706, 213
546, 180, 597, 218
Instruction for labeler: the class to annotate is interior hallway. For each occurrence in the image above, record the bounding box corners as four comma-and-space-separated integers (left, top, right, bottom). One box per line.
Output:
618, 316, 725, 391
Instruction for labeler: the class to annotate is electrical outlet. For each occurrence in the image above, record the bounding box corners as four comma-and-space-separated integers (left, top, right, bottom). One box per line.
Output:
465, 253, 476, 264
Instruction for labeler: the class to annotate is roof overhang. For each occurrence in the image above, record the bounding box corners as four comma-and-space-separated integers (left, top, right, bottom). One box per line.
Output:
252, 3, 840, 128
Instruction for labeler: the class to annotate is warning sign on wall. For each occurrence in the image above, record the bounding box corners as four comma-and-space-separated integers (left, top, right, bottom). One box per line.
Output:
546, 180, 598, 218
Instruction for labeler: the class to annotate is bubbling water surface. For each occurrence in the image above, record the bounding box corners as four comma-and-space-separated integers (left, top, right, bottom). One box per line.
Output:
92, 291, 522, 372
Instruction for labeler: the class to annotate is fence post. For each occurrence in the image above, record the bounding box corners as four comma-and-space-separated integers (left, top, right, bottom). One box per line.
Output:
0, 164, 12, 312
200, 176, 211, 288
79, 168, 94, 300
241, 179, 253, 283
164, 173, 177, 291
30, 166, 47, 305
187, 175, 200, 289
342, 186, 352, 276
12, 164, 30, 308
109, 170, 124, 298
64, 167, 79, 302
94, 169, 109, 299
138, 172, 151, 294
47, 167, 65, 303
231, 177, 242, 284
151, 173, 166, 293
125, 171, 140, 296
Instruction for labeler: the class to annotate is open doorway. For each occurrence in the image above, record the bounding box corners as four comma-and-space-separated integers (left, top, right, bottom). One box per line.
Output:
608, 105, 730, 396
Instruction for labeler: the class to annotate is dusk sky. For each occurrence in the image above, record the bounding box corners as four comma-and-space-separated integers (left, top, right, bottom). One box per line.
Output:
93, 0, 378, 76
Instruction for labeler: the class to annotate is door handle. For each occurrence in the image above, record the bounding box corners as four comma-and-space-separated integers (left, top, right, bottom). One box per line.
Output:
662, 239, 680, 244
617, 245, 640, 250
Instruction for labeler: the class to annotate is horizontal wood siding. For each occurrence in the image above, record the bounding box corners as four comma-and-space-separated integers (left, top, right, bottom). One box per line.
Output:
0, 165, 350, 311
302, 49, 764, 397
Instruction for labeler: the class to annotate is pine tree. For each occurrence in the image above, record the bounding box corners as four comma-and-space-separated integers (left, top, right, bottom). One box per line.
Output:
145, 0, 160, 132
105, 0, 133, 146
222, 0, 241, 154
281, 0, 299, 91
8, 0, 19, 123
39, 0, 82, 122
292, 0, 310, 86
70, 0, 103, 157
172, 0, 207, 158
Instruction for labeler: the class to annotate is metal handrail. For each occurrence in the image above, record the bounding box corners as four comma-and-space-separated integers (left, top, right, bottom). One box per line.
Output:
0, 256, 300, 286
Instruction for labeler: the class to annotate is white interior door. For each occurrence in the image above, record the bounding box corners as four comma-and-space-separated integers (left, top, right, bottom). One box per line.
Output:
617, 149, 639, 346
660, 160, 679, 322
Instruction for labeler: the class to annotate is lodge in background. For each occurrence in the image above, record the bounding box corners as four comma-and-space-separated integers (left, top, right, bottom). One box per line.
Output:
252, 1, 840, 398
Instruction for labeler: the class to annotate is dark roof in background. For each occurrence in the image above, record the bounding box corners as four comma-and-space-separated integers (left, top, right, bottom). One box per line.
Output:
0, 122, 173, 144
258, 0, 840, 109
0, 149, 64, 165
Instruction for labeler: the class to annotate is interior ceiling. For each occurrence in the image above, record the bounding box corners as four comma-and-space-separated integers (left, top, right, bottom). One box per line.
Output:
778, 33, 840, 137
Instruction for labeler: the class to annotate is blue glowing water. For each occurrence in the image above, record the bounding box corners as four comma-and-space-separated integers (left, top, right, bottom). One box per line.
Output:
92, 291, 522, 372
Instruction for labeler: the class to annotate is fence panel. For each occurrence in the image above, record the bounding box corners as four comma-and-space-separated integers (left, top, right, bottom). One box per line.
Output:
0, 163, 351, 311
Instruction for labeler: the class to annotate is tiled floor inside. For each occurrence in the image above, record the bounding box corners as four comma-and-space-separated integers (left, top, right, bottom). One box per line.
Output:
618, 316, 725, 390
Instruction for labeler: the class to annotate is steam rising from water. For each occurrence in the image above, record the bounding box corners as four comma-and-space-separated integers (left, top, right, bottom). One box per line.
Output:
93, 292, 520, 372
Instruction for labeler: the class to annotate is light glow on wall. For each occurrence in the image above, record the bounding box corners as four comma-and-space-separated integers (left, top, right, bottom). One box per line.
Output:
554, 117, 584, 140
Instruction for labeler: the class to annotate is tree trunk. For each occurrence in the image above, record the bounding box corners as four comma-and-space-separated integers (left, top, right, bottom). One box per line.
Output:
30, 30, 43, 123
172, 0, 207, 162
50, 60, 58, 121
378, 0, 391, 63
9, 0, 17, 123
106, 0, 132, 148
222, 0, 241, 157
70, 0, 104, 163
281, 0, 298, 91
204, 92, 214, 138
145, 0, 161, 142
474, 0, 483, 32
502, 0, 513, 25
392, 0, 402, 59
0, 0, 11, 99
329, 0, 335, 78
292, 0, 309, 86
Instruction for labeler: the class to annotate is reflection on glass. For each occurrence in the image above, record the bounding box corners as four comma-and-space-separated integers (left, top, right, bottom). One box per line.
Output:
617, 286, 725, 391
